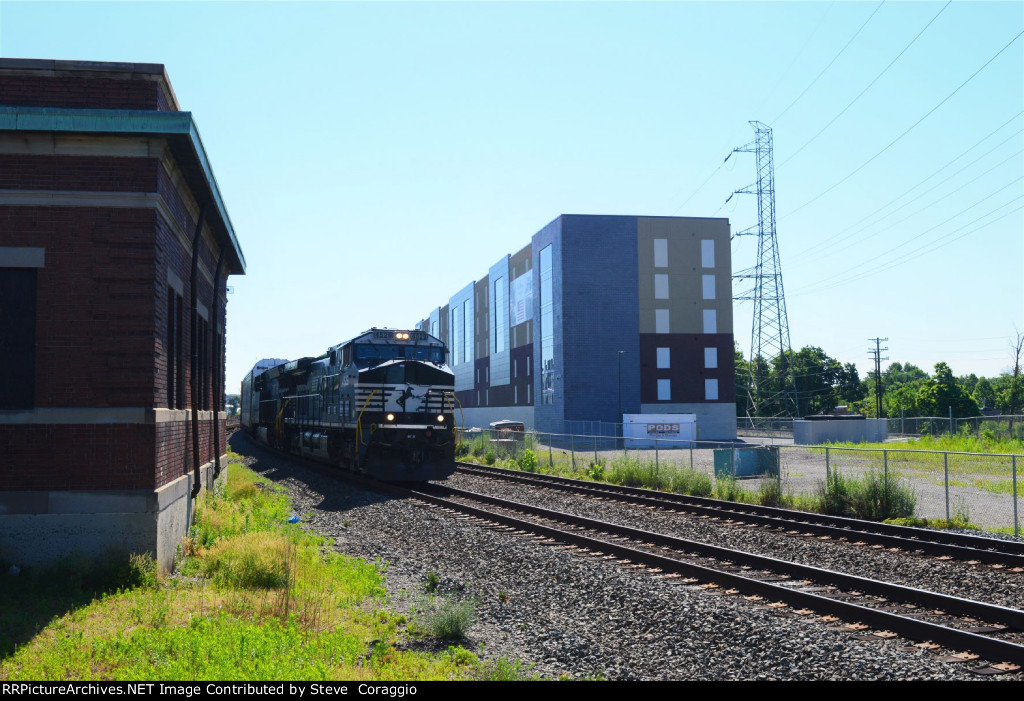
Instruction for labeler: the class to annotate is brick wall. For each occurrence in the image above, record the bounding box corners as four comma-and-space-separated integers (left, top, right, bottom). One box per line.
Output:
1, 206, 157, 407
0, 155, 158, 192
155, 418, 226, 489
0, 75, 164, 111
0, 417, 226, 491
154, 163, 226, 412
0, 424, 156, 490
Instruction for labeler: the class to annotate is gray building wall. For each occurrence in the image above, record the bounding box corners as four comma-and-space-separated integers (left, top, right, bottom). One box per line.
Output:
559, 215, 641, 428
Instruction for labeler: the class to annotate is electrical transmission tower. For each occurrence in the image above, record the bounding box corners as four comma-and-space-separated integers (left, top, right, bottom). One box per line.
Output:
733, 121, 798, 417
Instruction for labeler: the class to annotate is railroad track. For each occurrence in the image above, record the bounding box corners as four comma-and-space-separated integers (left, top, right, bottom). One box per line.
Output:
398, 479, 1024, 672
231, 435, 1024, 675
456, 461, 1024, 568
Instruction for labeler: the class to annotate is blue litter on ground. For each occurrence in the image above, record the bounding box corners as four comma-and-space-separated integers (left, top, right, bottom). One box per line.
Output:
287, 514, 300, 523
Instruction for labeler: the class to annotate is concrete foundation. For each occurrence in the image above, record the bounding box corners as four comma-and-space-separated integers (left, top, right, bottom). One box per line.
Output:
793, 419, 887, 445
0, 454, 227, 572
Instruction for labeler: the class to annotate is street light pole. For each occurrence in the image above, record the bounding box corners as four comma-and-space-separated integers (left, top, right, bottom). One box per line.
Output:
617, 350, 625, 445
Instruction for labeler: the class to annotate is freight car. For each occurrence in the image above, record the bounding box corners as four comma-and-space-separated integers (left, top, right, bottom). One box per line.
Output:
241, 328, 458, 480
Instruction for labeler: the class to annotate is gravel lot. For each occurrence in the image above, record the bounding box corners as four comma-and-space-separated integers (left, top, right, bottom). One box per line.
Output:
231, 434, 1020, 681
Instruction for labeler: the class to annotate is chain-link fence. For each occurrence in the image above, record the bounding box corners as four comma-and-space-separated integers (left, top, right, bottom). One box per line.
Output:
456, 428, 1022, 536
737, 414, 1024, 440
736, 416, 795, 438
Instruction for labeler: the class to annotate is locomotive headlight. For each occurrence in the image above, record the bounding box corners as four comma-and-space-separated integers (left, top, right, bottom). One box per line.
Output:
386, 413, 395, 422
436, 414, 445, 423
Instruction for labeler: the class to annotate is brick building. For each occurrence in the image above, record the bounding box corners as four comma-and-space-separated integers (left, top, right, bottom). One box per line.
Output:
418, 214, 737, 440
0, 59, 245, 570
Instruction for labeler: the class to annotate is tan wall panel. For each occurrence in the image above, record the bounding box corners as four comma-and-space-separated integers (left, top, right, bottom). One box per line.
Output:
636, 217, 732, 334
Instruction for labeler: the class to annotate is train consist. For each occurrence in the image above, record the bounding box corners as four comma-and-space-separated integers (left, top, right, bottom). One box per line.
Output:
241, 328, 458, 480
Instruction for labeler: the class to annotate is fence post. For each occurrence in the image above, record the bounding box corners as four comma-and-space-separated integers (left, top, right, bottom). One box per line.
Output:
1014, 455, 1019, 538
883, 449, 889, 515
901, 410, 904, 436
949, 406, 953, 437
690, 443, 694, 471
548, 434, 553, 467
944, 452, 950, 522
594, 435, 598, 466
656, 438, 659, 470
825, 446, 830, 483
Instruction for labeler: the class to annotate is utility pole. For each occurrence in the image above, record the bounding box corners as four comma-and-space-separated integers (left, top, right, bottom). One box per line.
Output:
868, 337, 889, 418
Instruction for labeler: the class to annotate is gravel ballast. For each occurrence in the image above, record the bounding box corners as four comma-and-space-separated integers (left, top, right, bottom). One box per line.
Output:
445, 469, 1024, 611
232, 436, 1017, 680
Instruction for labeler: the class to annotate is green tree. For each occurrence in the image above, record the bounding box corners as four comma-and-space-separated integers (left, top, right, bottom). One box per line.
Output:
769, 346, 861, 417
973, 377, 995, 410
733, 344, 751, 417
837, 362, 866, 405
916, 362, 979, 418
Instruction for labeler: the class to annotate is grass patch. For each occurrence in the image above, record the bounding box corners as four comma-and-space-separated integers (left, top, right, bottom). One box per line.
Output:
817, 470, 917, 521
822, 434, 1024, 456
0, 452, 517, 681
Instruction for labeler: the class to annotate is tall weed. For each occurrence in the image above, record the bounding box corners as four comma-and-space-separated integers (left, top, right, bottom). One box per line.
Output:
817, 470, 916, 521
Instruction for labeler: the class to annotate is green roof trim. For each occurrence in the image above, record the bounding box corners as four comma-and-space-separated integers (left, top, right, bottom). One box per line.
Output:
0, 105, 246, 274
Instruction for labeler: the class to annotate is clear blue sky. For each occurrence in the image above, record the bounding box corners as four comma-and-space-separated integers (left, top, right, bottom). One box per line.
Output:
2, 1, 1021, 391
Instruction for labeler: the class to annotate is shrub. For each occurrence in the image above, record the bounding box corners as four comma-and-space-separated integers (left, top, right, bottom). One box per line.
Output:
125, 553, 159, 590
850, 470, 916, 521
424, 571, 440, 593
422, 598, 476, 640
470, 436, 488, 458
483, 449, 496, 466
816, 470, 916, 521
586, 460, 605, 481
817, 471, 854, 516
517, 449, 538, 473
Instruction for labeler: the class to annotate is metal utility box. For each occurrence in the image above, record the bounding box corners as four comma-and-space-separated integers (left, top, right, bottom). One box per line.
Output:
713, 446, 780, 479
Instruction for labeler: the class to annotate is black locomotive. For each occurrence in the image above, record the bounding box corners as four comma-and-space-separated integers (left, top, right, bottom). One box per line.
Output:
240, 328, 458, 480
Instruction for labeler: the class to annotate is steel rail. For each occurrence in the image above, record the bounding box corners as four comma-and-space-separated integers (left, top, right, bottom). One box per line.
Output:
406, 482, 1024, 666
456, 462, 1024, 565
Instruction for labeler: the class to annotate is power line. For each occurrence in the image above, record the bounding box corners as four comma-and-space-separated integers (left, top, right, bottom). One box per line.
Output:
785, 112, 1024, 261
755, 0, 837, 117
770, 0, 887, 126
794, 146, 1022, 265
817, 177, 1022, 278
778, 0, 952, 169
670, 150, 734, 215
792, 195, 1023, 296
781, 29, 1024, 220
795, 189, 1023, 294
